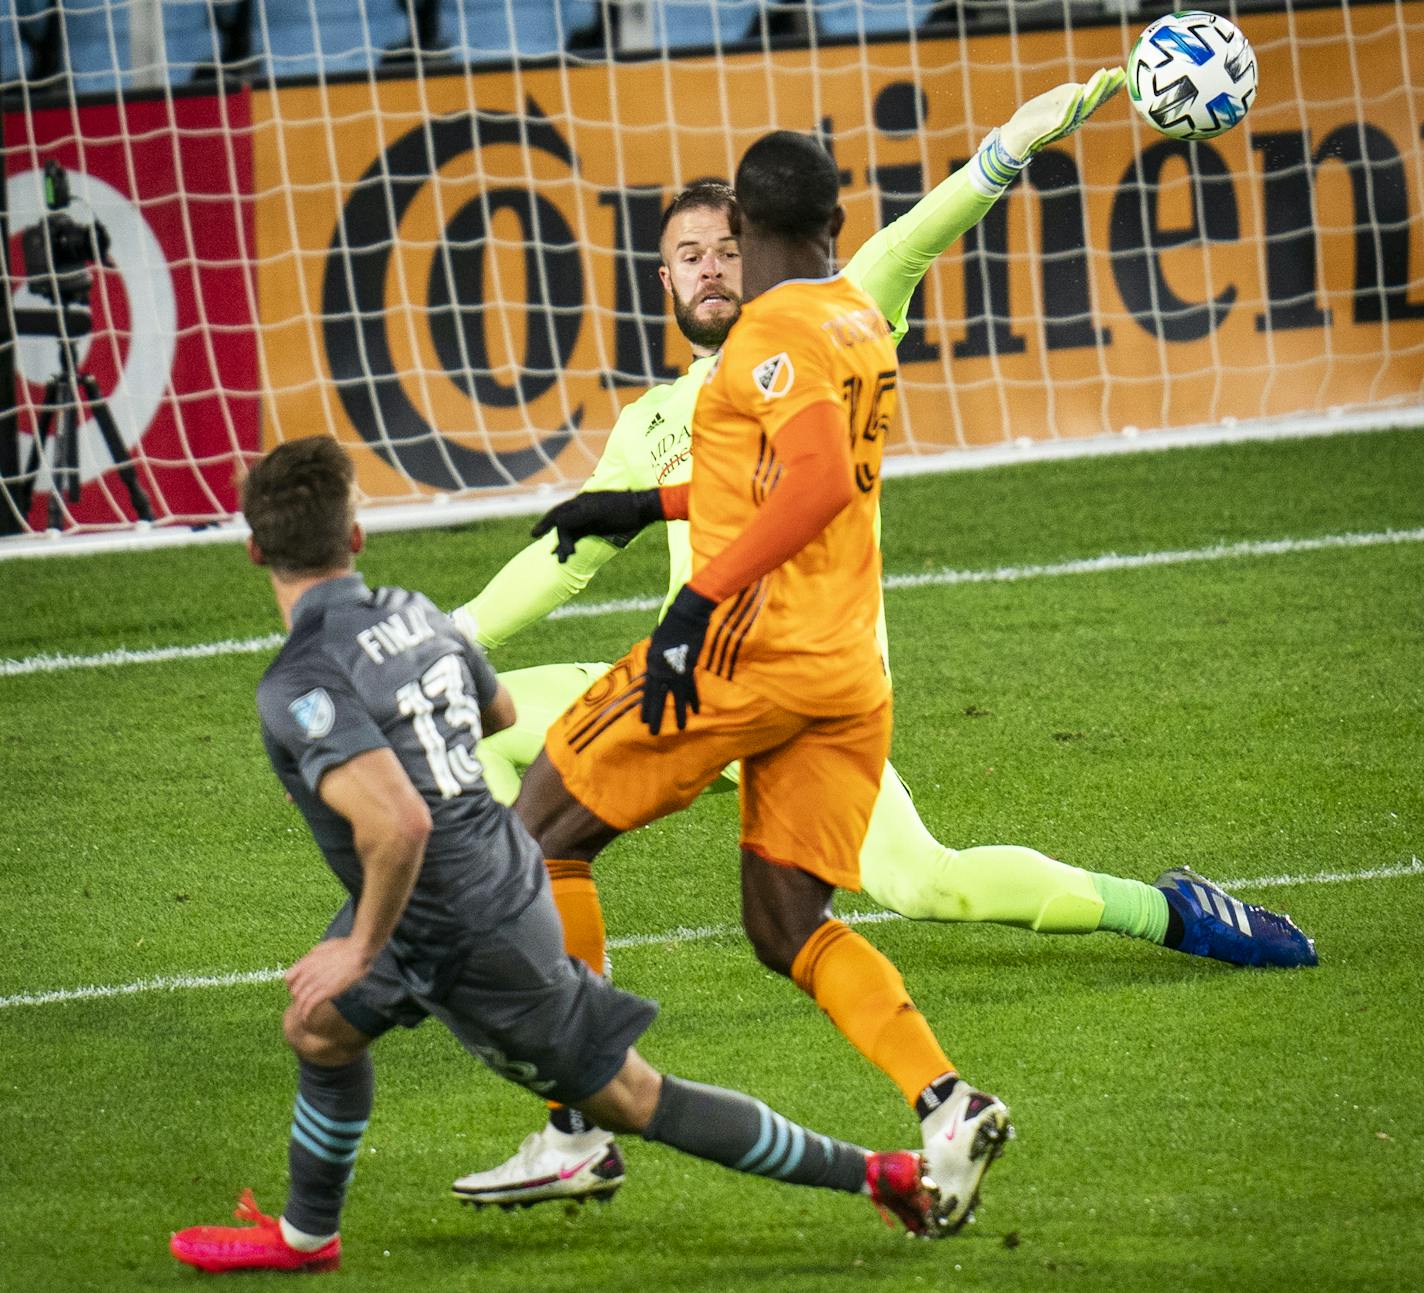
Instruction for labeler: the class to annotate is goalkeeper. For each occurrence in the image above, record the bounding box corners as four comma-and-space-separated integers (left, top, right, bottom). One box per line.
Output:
449, 72, 1316, 1209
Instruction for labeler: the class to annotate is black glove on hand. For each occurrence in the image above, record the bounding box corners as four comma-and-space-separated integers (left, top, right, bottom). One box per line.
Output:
642, 585, 718, 735
531, 489, 665, 562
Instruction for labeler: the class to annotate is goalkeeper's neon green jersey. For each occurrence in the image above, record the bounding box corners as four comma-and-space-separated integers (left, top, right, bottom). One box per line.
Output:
464, 160, 1003, 653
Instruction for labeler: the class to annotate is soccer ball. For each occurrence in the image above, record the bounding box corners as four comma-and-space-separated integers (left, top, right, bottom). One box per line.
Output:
1127, 10, 1258, 140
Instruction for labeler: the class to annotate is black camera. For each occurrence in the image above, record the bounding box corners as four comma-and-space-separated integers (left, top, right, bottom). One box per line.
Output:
9, 158, 151, 529
19, 160, 112, 305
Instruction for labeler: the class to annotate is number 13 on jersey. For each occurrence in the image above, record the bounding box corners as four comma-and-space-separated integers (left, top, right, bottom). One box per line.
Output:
396, 653, 486, 799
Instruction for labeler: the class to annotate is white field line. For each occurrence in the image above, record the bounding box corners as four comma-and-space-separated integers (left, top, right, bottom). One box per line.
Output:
5, 527, 1423, 679
1230, 856, 1424, 889
3, 857, 1419, 1012
0, 633, 287, 677
4, 409, 1419, 563
879, 527, 1424, 592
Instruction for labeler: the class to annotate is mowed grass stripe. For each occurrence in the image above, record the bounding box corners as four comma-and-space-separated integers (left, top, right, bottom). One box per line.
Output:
4, 857, 1419, 1012
3, 434, 1419, 1293
3, 526, 1421, 678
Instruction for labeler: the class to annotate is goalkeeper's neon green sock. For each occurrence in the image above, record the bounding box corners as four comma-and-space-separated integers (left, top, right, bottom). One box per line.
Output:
859, 764, 1166, 940
1089, 872, 1169, 943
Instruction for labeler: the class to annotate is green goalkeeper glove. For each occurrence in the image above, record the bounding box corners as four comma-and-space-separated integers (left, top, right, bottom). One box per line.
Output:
974, 66, 1126, 189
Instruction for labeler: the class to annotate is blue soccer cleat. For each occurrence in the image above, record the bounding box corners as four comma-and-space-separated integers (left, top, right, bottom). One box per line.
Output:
1156, 867, 1318, 968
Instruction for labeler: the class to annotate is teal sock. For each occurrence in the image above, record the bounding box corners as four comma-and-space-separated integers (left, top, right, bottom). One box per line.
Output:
285, 1054, 372, 1237
1091, 873, 1169, 943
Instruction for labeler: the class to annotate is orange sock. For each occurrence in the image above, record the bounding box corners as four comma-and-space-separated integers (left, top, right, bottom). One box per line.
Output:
544, 858, 607, 1122
790, 919, 955, 1108
545, 858, 606, 974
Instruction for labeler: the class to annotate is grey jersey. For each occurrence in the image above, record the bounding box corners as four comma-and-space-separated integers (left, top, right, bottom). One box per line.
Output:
257, 575, 544, 968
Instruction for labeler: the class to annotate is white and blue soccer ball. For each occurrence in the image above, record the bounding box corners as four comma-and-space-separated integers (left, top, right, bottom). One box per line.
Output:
1127, 10, 1258, 141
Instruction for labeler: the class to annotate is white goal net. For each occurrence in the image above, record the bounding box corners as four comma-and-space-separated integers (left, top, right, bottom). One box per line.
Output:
2, 0, 1422, 543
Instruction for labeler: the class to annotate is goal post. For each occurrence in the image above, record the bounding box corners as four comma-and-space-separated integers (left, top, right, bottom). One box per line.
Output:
2, 1, 1423, 546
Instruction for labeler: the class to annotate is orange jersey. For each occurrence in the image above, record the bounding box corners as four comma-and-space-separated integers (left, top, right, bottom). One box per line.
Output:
689, 273, 896, 716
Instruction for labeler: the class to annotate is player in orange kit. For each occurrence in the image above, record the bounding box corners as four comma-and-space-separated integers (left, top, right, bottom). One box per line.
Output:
511, 130, 1012, 1235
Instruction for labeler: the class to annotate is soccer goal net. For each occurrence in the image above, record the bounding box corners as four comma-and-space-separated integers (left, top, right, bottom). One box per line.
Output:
2, 1, 1422, 545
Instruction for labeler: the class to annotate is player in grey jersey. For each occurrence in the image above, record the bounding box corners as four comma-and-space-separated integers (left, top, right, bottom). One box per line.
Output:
169, 438, 955, 1276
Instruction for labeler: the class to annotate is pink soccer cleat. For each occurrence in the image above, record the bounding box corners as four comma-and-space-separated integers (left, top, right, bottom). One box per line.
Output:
867, 1150, 940, 1237
170, 1189, 341, 1273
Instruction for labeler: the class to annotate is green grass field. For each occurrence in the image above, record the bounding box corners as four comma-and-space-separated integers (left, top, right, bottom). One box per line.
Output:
2, 428, 1422, 1293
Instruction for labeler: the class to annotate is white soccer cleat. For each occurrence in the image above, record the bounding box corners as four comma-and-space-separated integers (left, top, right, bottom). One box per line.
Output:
919, 1084, 1013, 1234
451, 1125, 625, 1209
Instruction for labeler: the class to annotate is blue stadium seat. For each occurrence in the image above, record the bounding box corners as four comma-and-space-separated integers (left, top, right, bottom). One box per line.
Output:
815, 0, 935, 38
0, 0, 952, 93
51, 0, 131, 95
554, 0, 599, 50
440, 0, 597, 62
261, 0, 416, 79
661, 0, 761, 49
1, 3, 30, 87
159, 0, 224, 81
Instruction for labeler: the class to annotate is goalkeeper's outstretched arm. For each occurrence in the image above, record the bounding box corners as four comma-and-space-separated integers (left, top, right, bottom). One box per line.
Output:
450, 530, 622, 651
844, 66, 1125, 339
449, 394, 656, 650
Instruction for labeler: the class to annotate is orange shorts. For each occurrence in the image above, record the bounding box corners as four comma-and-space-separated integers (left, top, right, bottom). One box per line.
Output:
544, 638, 892, 889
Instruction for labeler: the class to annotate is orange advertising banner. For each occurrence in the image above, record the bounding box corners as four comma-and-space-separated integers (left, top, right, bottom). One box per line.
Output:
252, 2, 1424, 500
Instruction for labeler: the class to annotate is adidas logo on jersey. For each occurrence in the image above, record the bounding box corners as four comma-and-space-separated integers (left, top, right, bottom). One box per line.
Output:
661, 644, 690, 675
751, 352, 794, 399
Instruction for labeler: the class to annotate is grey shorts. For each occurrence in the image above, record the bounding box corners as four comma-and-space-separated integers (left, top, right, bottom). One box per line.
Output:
326, 890, 657, 1107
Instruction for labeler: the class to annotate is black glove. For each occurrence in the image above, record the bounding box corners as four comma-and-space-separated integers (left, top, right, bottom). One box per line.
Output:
642, 585, 718, 735
531, 489, 665, 563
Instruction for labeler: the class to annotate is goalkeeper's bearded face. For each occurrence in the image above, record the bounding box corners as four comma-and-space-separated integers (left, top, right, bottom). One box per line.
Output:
658, 207, 743, 352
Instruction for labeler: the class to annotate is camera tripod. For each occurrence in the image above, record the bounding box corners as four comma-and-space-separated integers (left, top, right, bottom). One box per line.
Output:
13, 303, 153, 530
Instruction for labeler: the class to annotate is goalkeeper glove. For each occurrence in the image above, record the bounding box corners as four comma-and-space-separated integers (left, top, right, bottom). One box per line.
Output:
974, 66, 1126, 190
641, 585, 717, 735
531, 488, 665, 563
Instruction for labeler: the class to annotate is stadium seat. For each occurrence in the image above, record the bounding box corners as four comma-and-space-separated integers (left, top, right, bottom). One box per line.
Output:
815, 0, 936, 39
556, 0, 600, 49
660, 0, 761, 49
159, 0, 225, 82
1, 3, 32, 88
920, 0, 1068, 37
440, 0, 598, 61
261, 0, 416, 79
35, 0, 131, 95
